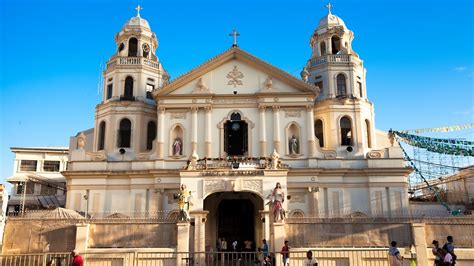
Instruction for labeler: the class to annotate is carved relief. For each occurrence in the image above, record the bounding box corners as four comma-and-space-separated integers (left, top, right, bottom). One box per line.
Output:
322, 150, 337, 159
213, 98, 256, 104
226, 65, 244, 88
89, 152, 106, 161
242, 180, 263, 195
204, 180, 227, 196
193, 78, 210, 93
263, 76, 273, 90
367, 150, 384, 159
285, 110, 301, 118
169, 111, 187, 119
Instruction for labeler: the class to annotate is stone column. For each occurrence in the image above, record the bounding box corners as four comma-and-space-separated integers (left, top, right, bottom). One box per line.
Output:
273, 106, 281, 153
156, 107, 165, 158
316, 41, 321, 57
259, 210, 271, 244
309, 189, 320, 216
177, 222, 191, 257
259, 106, 267, 156
190, 211, 209, 265
273, 222, 285, 265
205, 107, 212, 157
411, 223, 428, 266
326, 38, 332, 55
306, 105, 316, 157
191, 107, 198, 152
75, 223, 90, 253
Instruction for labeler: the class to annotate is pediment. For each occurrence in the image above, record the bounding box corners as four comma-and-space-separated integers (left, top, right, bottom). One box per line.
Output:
155, 47, 317, 97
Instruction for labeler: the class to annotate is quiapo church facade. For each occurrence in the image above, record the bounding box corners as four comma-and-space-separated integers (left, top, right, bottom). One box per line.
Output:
65, 5, 411, 254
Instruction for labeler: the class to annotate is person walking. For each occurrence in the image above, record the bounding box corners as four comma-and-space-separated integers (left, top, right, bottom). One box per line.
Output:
443, 236, 456, 265
280, 240, 290, 265
388, 241, 403, 266
71, 250, 83, 266
262, 239, 269, 258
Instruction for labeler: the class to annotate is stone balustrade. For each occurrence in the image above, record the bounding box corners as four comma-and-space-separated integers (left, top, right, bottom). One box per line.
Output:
106, 56, 160, 70
309, 54, 361, 67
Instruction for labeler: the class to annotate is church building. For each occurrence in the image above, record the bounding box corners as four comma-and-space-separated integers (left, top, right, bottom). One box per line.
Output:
65, 5, 411, 252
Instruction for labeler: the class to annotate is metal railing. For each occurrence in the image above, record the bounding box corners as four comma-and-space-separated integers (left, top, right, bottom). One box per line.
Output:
0, 249, 417, 266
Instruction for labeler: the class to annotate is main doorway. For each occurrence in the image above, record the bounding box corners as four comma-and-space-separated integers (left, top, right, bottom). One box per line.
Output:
224, 112, 248, 156
204, 192, 263, 251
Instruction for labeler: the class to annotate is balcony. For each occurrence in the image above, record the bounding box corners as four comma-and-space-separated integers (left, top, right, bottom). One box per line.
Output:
106, 57, 160, 70
309, 54, 361, 67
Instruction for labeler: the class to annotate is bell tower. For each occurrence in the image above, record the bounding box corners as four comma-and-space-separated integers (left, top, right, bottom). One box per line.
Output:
93, 6, 169, 158
303, 3, 376, 157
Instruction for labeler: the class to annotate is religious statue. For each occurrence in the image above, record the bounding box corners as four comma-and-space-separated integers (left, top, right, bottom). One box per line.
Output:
267, 182, 285, 221
270, 149, 280, 170
388, 129, 395, 147
177, 184, 192, 221
77, 132, 86, 150
187, 150, 199, 170
289, 135, 299, 155
300, 67, 310, 83
172, 137, 183, 156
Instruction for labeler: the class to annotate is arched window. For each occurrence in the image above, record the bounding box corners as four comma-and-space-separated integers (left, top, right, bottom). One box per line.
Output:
124, 76, 134, 100
98, 121, 106, 150
118, 43, 125, 53
331, 35, 341, 54
128, 38, 138, 57
340, 116, 352, 146
365, 119, 372, 148
118, 119, 132, 148
320, 42, 326, 56
314, 119, 324, 148
336, 74, 347, 97
146, 121, 156, 150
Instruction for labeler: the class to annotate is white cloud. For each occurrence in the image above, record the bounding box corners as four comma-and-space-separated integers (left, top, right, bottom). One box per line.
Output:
453, 66, 467, 72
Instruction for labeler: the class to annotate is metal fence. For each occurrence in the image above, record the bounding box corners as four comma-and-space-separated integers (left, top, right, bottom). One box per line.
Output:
0, 249, 416, 266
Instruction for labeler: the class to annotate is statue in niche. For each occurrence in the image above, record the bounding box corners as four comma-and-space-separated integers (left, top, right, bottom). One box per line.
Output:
172, 137, 183, 156
77, 132, 86, 150
267, 182, 285, 221
289, 135, 299, 155
176, 184, 192, 221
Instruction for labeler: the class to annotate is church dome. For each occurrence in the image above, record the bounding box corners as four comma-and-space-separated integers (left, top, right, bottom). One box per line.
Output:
317, 13, 346, 30
123, 15, 151, 30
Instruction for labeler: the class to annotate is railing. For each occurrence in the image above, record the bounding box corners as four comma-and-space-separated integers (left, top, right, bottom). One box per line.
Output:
309, 54, 361, 67
0, 250, 416, 266
106, 57, 160, 70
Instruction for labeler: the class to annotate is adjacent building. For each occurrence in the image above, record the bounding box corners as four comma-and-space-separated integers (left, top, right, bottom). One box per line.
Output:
6, 147, 68, 213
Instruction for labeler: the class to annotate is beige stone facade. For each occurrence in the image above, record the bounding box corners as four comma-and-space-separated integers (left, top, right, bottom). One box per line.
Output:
64, 7, 412, 254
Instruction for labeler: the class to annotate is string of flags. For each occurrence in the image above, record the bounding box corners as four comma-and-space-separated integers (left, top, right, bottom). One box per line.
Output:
394, 131, 473, 156
399, 123, 474, 134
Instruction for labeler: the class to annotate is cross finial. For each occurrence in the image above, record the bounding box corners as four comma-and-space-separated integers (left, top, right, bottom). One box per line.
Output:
325, 1, 333, 14
229, 29, 240, 47
135, 5, 143, 17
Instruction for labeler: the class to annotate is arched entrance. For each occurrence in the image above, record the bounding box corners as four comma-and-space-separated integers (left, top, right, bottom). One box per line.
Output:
204, 192, 263, 250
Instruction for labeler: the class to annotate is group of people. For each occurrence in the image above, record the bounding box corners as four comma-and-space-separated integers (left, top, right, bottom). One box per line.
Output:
389, 236, 457, 266
432, 236, 457, 266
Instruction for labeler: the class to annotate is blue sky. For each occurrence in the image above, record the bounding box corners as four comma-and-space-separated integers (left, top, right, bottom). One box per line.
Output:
0, 0, 473, 186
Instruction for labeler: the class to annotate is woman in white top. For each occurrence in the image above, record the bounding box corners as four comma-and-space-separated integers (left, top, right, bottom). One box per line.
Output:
303, 250, 318, 266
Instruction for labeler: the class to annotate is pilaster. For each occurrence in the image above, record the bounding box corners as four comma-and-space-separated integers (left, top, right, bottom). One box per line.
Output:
411, 223, 427, 266
272, 106, 281, 153
191, 107, 198, 152
259, 106, 267, 156
75, 223, 90, 253
156, 107, 165, 158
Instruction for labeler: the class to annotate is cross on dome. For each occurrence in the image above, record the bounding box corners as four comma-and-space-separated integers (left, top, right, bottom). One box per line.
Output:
325, 1, 333, 14
229, 29, 240, 47
135, 5, 143, 17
